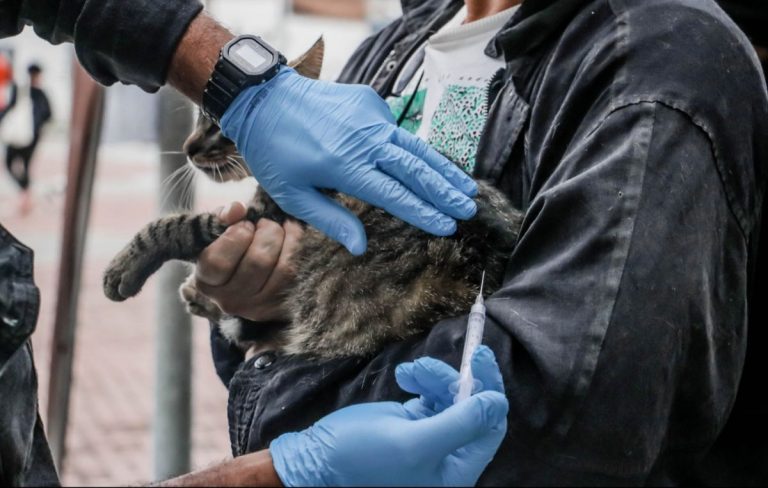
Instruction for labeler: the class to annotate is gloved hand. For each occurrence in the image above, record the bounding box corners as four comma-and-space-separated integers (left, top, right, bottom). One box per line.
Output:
220, 67, 478, 256
269, 346, 508, 486
394, 345, 506, 417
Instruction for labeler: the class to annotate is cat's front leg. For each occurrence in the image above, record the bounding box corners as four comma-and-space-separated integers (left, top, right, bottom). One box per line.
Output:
103, 213, 226, 301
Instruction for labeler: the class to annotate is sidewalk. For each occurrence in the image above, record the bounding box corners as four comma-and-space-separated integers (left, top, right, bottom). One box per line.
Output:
1, 136, 257, 486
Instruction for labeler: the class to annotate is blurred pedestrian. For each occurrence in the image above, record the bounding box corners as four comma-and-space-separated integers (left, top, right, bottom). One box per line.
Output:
0, 64, 51, 215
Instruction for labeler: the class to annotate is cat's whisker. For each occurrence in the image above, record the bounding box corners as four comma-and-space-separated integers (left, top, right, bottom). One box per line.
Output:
160, 173, 188, 210
224, 159, 244, 180
160, 164, 198, 206
224, 159, 240, 179
216, 163, 226, 183
160, 163, 189, 189
180, 167, 198, 211
223, 160, 237, 180
225, 157, 249, 179
161, 164, 195, 212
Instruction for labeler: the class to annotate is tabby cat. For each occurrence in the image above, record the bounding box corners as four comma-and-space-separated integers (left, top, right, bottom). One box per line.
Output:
103, 39, 524, 359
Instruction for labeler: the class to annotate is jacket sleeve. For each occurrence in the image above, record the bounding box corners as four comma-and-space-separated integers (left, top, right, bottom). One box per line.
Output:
467, 100, 748, 481
217, 100, 751, 484
0, 0, 203, 92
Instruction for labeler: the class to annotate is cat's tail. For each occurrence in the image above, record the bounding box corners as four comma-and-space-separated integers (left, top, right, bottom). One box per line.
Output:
103, 212, 227, 302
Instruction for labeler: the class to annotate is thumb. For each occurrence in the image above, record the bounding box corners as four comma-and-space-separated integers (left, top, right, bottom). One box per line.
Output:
218, 201, 249, 225
281, 188, 367, 255
412, 391, 508, 455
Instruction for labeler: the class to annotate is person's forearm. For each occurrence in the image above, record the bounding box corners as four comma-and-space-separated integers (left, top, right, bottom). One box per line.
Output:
153, 449, 283, 487
168, 11, 235, 104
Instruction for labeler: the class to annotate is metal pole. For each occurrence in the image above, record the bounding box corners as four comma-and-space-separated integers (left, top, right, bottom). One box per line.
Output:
153, 87, 194, 481
47, 61, 105, 472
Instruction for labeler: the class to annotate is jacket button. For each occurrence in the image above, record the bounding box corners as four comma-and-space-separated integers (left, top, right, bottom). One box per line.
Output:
254, 353, 275, 369
385, 60, 397, 72
3, 315, 20, 327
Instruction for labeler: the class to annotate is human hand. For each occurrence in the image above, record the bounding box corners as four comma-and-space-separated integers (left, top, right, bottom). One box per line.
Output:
220, 68, 478, 256
269, 346, 508, 486
195, 202, 302, 322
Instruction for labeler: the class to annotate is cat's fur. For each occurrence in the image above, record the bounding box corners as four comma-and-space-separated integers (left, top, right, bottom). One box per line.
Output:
103, 39, 524, 359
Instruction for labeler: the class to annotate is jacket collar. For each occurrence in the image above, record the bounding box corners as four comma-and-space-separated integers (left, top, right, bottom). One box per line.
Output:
400, 0, 463, 32
486, 0, 590, 59
398, 0, 589, 60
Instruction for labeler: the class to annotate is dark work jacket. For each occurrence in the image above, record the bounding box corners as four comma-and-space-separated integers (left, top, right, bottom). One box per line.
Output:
0, 225, 59, 486
213, 0, 768, 485
0, 0, 203, 92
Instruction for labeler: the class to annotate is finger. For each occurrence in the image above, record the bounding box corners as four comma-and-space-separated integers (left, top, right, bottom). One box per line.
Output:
280, 188, 367, 255
375, 144, 477, 220
401, 398, 435, 421
395, 357, 459, 410
218, 201, 249, 225
412, 391, 509, 455
340, 171, 457, 237
196, 220, 255, 286
213, 219, 285, 298
257, 219, 303, 297
471, 346, 505, 394
391, 128, 478, 197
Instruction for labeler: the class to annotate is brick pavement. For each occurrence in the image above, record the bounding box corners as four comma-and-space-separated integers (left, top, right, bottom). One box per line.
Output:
2, 136, 258, 486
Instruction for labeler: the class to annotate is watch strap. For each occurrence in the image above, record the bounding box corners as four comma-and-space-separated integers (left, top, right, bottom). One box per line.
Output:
202, 36, 287, 125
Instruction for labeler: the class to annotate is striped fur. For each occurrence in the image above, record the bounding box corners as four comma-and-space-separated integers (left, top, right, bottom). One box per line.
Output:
103, 182, 523, 358
103, 213, 227, 301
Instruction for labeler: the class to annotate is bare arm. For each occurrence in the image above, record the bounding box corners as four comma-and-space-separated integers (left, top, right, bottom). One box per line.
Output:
153, 450, 282, 487
167, 11, 235, 104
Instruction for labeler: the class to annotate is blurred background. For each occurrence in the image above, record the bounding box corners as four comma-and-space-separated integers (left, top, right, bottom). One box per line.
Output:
0, 0, 401, 485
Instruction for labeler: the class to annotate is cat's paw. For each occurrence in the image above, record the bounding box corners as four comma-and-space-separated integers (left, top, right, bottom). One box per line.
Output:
103, 255, 148, 301
179, 276, 222, 321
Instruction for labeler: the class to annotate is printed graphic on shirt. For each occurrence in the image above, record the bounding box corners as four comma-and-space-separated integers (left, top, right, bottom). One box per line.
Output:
388, 82, 488, 174
386, 4, 519, 176
427, 85, 487, 174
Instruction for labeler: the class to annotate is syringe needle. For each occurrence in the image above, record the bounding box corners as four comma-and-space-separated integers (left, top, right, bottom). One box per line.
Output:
455, 271, 488, 403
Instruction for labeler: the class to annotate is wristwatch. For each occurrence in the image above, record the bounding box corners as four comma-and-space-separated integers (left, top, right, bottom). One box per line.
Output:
202, 35, 287, 125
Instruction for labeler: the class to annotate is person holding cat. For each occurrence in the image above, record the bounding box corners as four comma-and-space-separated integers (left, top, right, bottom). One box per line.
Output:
196, 0, 768, 485
0, 0, 507, 486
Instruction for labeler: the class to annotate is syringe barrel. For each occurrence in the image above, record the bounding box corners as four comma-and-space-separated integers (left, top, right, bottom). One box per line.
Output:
455, 303, 486, 403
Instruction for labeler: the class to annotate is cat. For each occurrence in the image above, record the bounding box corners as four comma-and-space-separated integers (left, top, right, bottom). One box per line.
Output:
103, 38, 524, 359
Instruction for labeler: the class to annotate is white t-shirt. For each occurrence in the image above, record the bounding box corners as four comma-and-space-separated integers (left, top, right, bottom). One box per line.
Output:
387, 5, 519, 173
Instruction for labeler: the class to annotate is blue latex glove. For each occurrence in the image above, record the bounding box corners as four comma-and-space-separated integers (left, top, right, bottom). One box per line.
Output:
269, 346, 508, 486
220, 68, 478, 256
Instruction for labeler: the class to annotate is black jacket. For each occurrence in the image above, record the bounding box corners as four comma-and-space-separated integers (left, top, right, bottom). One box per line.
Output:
0, 226, 58, 486
213, 0, 768, 485
0, 0, 203, 92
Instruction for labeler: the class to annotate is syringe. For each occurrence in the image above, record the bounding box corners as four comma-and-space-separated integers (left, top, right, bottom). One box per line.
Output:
454, 271, 487, 403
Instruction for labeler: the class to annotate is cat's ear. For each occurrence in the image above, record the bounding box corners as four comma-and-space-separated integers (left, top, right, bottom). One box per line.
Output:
288, 36, 325, 80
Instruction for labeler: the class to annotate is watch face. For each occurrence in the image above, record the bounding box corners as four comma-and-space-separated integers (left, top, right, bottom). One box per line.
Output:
228, 38, 276, 75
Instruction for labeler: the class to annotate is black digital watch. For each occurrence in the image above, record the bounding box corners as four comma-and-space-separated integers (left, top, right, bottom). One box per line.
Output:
202, 35, 287, 125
